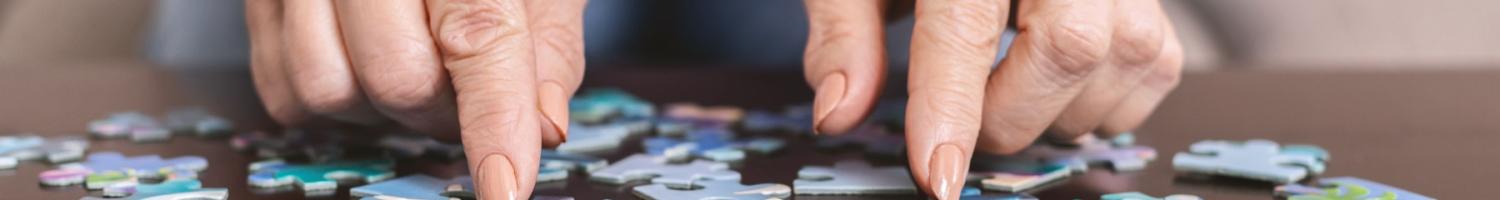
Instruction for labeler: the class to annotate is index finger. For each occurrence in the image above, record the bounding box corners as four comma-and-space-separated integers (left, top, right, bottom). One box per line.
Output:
906, 0, 1009, 198
427, 0, 542, 199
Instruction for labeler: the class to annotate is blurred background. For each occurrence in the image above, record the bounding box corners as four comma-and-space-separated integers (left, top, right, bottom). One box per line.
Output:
2, 0, 1497, 71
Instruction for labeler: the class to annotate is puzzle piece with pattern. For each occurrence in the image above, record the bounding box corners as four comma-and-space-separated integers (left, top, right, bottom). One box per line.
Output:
663, 103, 745, 124
1276, 176, 1432, 200
1012, 133, 1158, 171
969, 160, 1086, 192
643, 128, 785, 162
83, 178, 227, 200
570, 88, 654, 124
960, 187, 1039, 200
1100, 192, 1203, 200
246, 159, 395, 192
38, 152, 208, 189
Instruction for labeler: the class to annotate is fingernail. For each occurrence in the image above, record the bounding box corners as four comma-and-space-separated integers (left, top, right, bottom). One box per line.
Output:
478, 154, 519, 200
927, 145, 965, 199
538, 82, 569, 141
812, 73, 847, 134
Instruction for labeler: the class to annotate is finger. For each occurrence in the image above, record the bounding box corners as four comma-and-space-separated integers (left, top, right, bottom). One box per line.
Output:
905, 0, 1008, 198
1048, 0, 1166, 140
427, 0, 541, 199
802, 0, 888, 135
282, 0, 384, 124
976, 0, 1112, 153
1099, 14, 1183, 137
334, 0, 460, 136
524, 0, 587, 147
246, 0, 310, 126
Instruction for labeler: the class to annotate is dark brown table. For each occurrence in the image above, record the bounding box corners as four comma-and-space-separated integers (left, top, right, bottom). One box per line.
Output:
1, 62, 1490, 199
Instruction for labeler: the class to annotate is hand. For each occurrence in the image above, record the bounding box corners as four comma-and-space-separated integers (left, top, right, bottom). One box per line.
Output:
245, 0, 586, 199
802, 0, 1184, 198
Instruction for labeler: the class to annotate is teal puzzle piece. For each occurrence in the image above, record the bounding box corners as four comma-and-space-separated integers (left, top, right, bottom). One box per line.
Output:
247, 159, 395, 192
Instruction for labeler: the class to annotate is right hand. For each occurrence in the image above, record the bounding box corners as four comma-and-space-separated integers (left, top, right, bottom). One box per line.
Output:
245, 0, 587, 199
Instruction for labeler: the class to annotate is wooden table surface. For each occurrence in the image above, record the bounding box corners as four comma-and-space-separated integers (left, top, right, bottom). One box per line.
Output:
0, 63, 1490, 199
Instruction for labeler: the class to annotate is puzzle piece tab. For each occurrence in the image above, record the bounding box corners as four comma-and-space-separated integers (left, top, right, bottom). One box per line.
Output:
1276, 177, 1432, 200
794, 160, 917, 195
590, 154, 741, 187
247, 159, 395, 192
633, 179, 791, 200
84, 179, 228, 200
1172, 139, 1327, 183
0, 135, 88, 169
38, 152, 208, 189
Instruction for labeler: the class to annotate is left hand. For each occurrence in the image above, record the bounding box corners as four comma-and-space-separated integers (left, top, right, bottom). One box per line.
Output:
801, 0, 1184, 198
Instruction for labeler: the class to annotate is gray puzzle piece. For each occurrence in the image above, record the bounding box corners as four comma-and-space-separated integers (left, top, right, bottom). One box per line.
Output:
351, 175, 471, 200
1172, 139, 1326, 183
541, 150, 608, 172
590, 154, 740, 188
794, 160, 917, 195
1, 135, 88, 169
556, 120, 650, 153
633, 179, 791, 200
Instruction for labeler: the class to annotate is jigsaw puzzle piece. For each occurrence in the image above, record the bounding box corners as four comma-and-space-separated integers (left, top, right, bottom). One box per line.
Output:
38, 152, 208, 188
351, 175, 472, 200
247, 159, 395, 192
1100, 192, 1202, 200
1172, 139, 1326, 183
230, 130, 346, 161
1012, 134, 1158, 171
89, 112, 160, 139
590, 154, 741, 187
970, 160, 1086, 192
541, 150, 608, 172
570, 88, 654, 124
0, 135, 88, 169
556, 119, 650, 153
794, 160, 917, 195
1276, 177, 1432, 200
84, 179, 227, 200
642, 128, 785, 162
633, 179, 791, 200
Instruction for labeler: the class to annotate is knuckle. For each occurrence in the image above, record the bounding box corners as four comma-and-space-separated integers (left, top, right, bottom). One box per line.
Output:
1029, 19, 1110, 82
294, 85, 362, 114
432, 0, 530, 57
1109, 20, 1166, 65
368, 76, 445, 114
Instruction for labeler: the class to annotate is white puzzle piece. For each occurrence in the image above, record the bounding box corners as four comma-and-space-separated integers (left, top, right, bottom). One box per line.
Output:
1172, 139, 1326, 183
590, 154, 741, 187
633, 179, 791, 200
794, 160, 917, 195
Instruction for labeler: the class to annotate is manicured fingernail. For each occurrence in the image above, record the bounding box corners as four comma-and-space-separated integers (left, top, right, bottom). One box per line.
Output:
927, 144, 965, 199
812, 73, 848, 134
478, 154, 519, 200
539, 82, 569, 141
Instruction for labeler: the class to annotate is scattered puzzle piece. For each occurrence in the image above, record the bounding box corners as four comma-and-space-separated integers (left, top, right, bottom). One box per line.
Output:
162, 108, 233, 137
970, 160, 1086, 192
794, 160, 917, 195
231, 130, 345, 161
1173, 139, 1327, 183
351, 175, 472, 200
633, 179, 791, 200
1013, 134, 1158, 171
643, 129, 785, 162
38, 152, 208, 189
541, 150, 608, 172
590, 154, 741, 187
556, 119, 651, 153
1276, 177, 1432, 200
84, 179, 227, 200
1100, 192, 1202, 200
570, 88, 654, 124
247, 159, 395, 192
0, 135, 88, 169
960, 187, 1039, 200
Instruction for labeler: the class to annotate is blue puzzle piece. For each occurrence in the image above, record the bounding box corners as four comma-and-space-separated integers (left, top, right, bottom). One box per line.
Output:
247, 159, 395, 192
1276, 177, 1432, 200
84, 179, 227, 200
960, 187, 1039, 200
570, 88, 654, 124
643, 128, 784, 162
557, 118, 652, 153
1100, 192, 1202, 200
1, 135, 88, 169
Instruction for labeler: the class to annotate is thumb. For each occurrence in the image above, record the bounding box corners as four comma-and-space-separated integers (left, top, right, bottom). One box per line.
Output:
428, 0, 542, 199
803, 0, 888, 134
